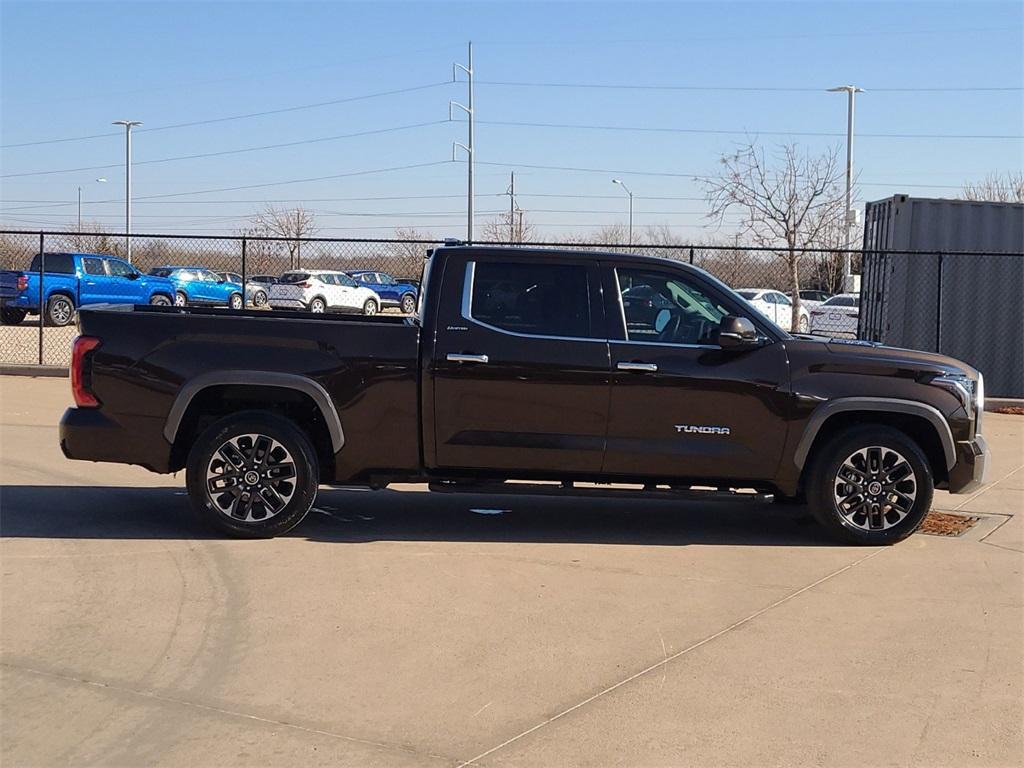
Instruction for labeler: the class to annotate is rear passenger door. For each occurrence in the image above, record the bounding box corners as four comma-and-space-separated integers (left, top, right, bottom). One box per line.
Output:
431, 253, 610, 474
80, 257, 114, 304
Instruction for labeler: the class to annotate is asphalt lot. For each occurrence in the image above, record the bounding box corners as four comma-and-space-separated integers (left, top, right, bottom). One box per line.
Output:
1, 375, 1022, 767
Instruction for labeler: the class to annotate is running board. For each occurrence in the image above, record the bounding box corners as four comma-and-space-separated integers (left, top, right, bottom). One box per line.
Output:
428, 480, 774, 503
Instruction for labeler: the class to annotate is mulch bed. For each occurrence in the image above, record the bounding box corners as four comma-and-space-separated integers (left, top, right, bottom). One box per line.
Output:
919, 511, 981, 537
992, 406, 1024, 416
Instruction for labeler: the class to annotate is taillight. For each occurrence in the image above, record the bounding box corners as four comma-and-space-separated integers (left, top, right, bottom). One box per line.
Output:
297, 281, 311, 288
16, 275, 28, 291
71, 335, 101, 407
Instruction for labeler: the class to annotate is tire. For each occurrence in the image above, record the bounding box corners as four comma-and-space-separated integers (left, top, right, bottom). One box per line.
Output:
400, 293, 416, 314
0, 307, 27, 325
797, 315, 809, 334
253, 290, 268, 308
185, 411, 319, 538
806, 425, 933, 545
174, 291, 188, 307
229, 292, 243, 310
149, 294, 172, 306
45, 294, 75, 326
308, 297, 326, 313
362, 298, 378, 316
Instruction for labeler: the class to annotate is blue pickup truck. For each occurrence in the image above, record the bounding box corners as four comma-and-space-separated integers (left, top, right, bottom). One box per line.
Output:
0, 252, 177, 326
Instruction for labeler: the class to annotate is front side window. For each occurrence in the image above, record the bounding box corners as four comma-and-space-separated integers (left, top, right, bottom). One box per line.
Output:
337, 273, 358, 288
468, 260, 591, 338
378, 273, 395, 285
106, 259, 134, 278
617, 268, 728, 346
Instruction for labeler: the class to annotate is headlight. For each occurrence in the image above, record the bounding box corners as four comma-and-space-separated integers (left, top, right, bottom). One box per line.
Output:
930, 372, 978, 413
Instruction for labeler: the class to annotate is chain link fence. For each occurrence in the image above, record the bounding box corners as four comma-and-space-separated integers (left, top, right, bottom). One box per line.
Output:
1, 230, 1020, 394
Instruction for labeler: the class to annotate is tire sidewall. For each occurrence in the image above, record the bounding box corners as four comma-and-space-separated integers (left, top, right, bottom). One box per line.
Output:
1, 308, 27, 325
401, 294, 416, 314
363, 298, 378, 315
309, 297, 326, 313
808, 425, 934, 545
150, 294, 172, 306
253, 290, 267, 307
175, 291, 188, 307
185, 411, 319, 538
229, 293, 243, 310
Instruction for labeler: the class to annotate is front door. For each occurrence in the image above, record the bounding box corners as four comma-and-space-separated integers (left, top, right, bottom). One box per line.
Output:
603, 265, 790, 483
431, 253, 609, 474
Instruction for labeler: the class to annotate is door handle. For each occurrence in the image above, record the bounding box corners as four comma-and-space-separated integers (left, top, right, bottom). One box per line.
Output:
447, 353, 489, 364
616, 361, 658, 373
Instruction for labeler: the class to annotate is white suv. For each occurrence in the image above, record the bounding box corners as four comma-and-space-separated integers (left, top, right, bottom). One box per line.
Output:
268, 270, 381, 315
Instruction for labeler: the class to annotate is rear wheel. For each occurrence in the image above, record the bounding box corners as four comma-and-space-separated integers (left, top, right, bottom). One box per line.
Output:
45, 294, 75, 326
400, 293, 416, 314
0, 307, 27, 325
174, 291, 188, 307
797, 315, 809, 333
253, 290, 268, 307
806, 425, 933, 545
229, 292, 243, 310
309, 297, 326, 313
150, 294, 172, 306
362, 298, 378, 316
185, 411, 319, 538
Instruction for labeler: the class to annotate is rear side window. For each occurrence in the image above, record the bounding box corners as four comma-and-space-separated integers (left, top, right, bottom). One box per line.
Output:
468, 260, 591, 338
280, 272, 310, 284
82, 258, 107, 276
29, 253, 75, 274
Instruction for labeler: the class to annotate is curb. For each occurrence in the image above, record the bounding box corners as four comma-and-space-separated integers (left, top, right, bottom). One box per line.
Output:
0, 365, 68, 378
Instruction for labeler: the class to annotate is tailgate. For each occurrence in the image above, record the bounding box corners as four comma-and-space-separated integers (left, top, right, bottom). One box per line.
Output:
0, 271, 26, 299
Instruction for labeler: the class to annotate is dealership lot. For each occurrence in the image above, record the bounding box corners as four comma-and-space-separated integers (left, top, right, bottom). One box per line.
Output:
1, 376, 1021, 767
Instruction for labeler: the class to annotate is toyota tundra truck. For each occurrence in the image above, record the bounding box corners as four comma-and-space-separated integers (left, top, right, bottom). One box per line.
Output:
59, 245, 989, 544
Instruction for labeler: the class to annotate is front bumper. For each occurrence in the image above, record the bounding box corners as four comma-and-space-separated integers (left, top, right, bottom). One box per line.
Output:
947, 434, 990, 494
60, 407, 173, 474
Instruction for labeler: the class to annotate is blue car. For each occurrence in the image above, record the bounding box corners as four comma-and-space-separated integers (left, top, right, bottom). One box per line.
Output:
148, 266, 244, 309
347, 270, 418, 314
0, 252, 177, 326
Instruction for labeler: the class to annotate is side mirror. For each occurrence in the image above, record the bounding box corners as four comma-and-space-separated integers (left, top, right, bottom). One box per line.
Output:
718, 315, 760, 350
127, 272, 140, 280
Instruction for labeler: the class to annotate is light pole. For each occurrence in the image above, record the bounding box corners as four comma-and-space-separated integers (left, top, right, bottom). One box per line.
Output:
450, 42, 474, 242
827, 86, 863, 290
77, 178, 107, 231
612, 178, 633, 247
112, 120, 142, 261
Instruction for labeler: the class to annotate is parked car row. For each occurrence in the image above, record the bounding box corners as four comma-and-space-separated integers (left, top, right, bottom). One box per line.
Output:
0, 251, 420, 326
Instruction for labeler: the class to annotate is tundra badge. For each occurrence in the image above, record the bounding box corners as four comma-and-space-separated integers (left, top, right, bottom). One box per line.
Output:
675, 425, 731, 435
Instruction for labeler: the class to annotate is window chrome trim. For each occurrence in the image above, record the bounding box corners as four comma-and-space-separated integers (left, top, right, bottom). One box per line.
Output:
460, 260, 606, 344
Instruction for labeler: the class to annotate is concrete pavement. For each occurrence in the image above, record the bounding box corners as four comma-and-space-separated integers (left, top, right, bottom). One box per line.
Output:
1, 376, 1021, 766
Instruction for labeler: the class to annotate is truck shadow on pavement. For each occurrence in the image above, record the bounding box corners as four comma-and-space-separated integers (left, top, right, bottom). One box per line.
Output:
0, 485, 837, 547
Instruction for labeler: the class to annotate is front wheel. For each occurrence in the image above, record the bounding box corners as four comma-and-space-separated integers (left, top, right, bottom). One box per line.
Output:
308, 297, 326, 313
362, 298, 378, 316
806, 425, 933, 545
0, 307, 27, 325
174, 291, 188, 307
185, 411, 319, 538
229, 292, 243, 310
400, 293, 416, 314
45, 294, 75, 326
150, 294, 172, 306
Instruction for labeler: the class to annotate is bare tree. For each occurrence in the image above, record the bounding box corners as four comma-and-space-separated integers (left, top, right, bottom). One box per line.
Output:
703, 142, 845, 330
249, 206, 318, 269
59, 222, 125, 258
482, 209, 534, 244
962, 171, 1024, 203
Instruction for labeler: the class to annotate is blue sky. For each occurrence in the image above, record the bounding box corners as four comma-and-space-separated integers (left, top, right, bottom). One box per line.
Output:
1, 0, 1021, 240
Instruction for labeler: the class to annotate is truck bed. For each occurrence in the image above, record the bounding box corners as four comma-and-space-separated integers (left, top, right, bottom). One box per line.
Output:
74, 304, 423, 480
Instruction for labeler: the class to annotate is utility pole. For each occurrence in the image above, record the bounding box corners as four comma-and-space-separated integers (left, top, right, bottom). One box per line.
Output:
76, 178, 107, 232
295, 208, 301, 269
612, 178, 634, 249
828, 85, 863, 291
112, 120, 142, 261
450, 41, 474, 242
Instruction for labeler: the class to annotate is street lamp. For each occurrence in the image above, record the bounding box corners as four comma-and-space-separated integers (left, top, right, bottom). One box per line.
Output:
827, 86, 864, 290
77, 178, 107, 231
612, 178, 634, 247
112, 120, 142, 261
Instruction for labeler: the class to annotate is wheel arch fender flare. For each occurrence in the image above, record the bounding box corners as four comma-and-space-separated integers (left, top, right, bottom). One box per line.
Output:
163, 371, 345, 453
793, 397, 956, 471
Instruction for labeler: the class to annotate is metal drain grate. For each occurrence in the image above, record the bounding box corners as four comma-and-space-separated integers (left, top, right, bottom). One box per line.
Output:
919, 511, 981, 537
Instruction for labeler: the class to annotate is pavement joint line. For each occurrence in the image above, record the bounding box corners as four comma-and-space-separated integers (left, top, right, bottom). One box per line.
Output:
953, 463, 1024, 512
456, 547, 886, 768
0, 660, 457, 765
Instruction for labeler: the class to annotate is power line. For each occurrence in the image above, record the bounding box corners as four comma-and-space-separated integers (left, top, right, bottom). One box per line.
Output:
0, 121, 450, 179
475, 119, 1022, 141
0, 81, 454, 149
476, 79, 1023, 93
